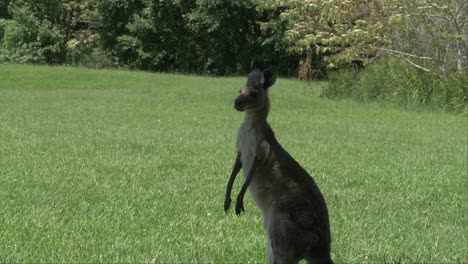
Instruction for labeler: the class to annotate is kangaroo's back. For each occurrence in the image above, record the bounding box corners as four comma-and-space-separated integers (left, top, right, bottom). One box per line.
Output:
263, 128, 332, 249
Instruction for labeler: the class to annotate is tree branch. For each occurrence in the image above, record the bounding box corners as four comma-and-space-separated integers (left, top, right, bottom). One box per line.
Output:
373, 47, 440, 61
387, 11, 451, 21
386, 52, 435, 74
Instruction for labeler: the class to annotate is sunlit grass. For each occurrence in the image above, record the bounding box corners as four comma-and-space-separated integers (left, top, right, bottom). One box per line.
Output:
0, 64, 466, 263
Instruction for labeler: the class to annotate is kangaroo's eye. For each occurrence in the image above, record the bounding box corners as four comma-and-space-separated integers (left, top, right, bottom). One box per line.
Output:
251, 92, 258, 98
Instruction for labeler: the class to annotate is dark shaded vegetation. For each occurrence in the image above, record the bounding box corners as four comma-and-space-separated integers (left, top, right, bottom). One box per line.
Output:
0, 0, 299, 76
323, 56, 467, 112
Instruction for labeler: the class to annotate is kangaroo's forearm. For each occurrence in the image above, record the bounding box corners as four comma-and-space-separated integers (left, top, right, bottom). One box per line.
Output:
226, 152, 242, 197
224, 152, 242, 213
235, 157, 258, 215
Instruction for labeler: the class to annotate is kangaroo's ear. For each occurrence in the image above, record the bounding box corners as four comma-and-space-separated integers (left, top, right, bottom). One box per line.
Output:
247, 69, 263, 89
262, 66, 278, 90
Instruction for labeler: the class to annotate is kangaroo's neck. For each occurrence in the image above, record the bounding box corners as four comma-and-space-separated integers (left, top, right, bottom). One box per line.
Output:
243, 110, 268, 128
243, 96, 270, 128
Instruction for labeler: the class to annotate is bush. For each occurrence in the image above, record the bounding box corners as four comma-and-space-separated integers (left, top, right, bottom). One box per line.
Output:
439, 72, 468, 112
323, 56, 468, 113
0, 4, 65, 64
0, 19, 6, 41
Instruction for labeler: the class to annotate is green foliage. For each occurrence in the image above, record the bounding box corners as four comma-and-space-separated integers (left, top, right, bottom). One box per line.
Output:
384, 0, 467, 77
93, 0, 144, 51
125, 0, 193, 71
188, 0, 256, 74
114, 35, 142, 68
0, 3, 65, 63
0, 0, 12, 19
255, 0, 467, 82
324, 56, 468, 113
0, 18, 6, 41
255, 0, 386, 78
0, 0, 102, 64
0, 0, 300, 74
438, 71, 468, 112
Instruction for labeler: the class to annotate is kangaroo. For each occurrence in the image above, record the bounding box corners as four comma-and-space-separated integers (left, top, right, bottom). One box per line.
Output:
224, 67, 333, 264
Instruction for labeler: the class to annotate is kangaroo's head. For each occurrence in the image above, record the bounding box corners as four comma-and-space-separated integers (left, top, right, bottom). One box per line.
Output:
234, 67, 278, 112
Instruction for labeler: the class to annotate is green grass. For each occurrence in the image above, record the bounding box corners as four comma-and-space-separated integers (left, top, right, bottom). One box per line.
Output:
0, 64, 466, 263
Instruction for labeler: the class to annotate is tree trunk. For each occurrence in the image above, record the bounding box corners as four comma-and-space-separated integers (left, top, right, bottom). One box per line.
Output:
457, 40, 463, 71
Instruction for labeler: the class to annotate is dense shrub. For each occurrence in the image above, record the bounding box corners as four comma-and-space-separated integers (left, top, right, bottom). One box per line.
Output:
0, 3, 65, 63
438, 72, 468, 112
324, 57, 468, 112
0, 0, 300, 75
0, 18, 5, 41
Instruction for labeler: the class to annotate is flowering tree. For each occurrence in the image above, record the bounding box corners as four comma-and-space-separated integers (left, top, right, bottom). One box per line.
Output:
256, 0, 386, 79
255, 0, 467, 79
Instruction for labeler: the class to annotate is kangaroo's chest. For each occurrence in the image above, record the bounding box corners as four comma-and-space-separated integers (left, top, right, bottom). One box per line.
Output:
236, 124, 257, 177
236, 124, 273, 217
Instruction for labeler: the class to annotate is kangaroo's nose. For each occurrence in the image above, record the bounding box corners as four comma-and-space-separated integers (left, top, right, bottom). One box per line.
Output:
234, 98, 244, 109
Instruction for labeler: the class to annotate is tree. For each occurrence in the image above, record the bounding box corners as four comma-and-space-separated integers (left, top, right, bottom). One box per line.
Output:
0, 0, 99, 64
0, 1, 65, 63
0, 0, 12, 19
255, 0, 386, 79
382, 0, 467, 76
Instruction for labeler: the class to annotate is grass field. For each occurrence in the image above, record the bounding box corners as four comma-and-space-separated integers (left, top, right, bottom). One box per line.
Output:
0, 64, 466, 263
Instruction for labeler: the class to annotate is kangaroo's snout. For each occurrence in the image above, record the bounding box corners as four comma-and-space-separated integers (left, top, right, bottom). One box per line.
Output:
234, 97, 245, 111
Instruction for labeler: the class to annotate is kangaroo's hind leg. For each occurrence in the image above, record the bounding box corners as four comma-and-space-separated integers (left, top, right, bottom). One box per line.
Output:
305, 247, 333, 264
267, 209, 301, 264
